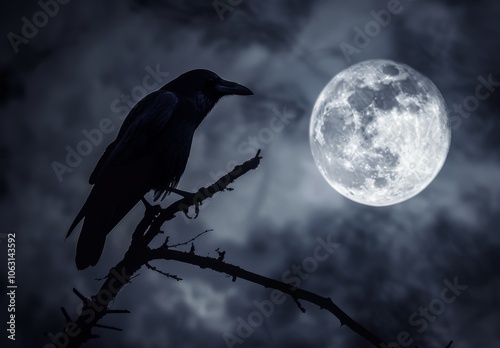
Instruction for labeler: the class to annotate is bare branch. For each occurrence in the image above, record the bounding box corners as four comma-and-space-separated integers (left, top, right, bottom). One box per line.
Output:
51, 152, 262, 348
169, 229, 213, 248
94, 323, 123, 332
145, 262, 183, 281
51, 150, 453, 348
72, 288, 88, 303
147, 246, 387, 347
105, 309, 130, 315
140, 149, 263, 245
61, 307, 72, 322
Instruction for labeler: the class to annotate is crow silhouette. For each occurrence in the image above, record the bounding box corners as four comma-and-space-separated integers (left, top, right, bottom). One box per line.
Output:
66, 69, 253, 270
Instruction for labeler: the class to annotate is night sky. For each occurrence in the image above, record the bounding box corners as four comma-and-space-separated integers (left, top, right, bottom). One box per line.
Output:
1, 1, 499, 347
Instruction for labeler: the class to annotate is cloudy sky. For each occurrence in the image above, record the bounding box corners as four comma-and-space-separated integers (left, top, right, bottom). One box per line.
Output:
1, 0, 499, 347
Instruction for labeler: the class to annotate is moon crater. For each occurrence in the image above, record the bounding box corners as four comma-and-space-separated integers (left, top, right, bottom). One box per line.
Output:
310, 60, 451, 206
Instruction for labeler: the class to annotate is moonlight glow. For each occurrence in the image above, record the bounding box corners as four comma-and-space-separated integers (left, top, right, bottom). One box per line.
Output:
310, 60, 451, 206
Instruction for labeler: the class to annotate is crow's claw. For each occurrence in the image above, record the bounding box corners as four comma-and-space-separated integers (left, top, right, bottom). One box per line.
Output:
181, 194, 200, 220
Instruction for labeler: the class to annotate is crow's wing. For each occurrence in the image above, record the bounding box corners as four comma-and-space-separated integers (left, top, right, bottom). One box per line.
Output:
67, 91, 179, 269
89, 90, 178, 185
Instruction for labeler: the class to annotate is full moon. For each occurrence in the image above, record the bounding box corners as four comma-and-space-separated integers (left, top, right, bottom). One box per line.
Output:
310, 60, 451, 206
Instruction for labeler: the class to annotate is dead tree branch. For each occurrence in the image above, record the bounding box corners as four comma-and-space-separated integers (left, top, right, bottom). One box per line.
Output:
147, 246, 386, 347
49, 150, 452, 348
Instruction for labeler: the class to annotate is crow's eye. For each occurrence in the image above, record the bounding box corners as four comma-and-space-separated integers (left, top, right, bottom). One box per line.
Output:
206, 77, 218, 89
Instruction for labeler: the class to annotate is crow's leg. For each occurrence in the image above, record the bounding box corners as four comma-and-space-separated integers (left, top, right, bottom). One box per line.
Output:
163, 187, 193, 198
156, 188, 202, 220
154, 187, 195, 201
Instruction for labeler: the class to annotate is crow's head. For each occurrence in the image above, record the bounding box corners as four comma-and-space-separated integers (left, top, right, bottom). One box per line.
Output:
163, 69, 253, 102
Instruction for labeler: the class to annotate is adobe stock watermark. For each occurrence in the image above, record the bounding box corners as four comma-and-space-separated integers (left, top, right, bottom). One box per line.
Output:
381, 277, 468, 348
212, 0, 244, 22
207, 106, 296, 183
339, 0, 412, 63
7, 0, 72, 54
222, 235, 340, 347
177, 106, 297, 223
449, 74, 499, 130
51, 65, 170, 183
43, 266, 132, 348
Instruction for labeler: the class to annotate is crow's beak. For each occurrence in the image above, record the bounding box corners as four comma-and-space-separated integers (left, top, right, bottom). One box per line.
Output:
215, 79, 253, 96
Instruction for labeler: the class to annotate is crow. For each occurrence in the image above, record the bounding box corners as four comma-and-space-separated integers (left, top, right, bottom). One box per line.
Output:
66, 69, 253, 270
